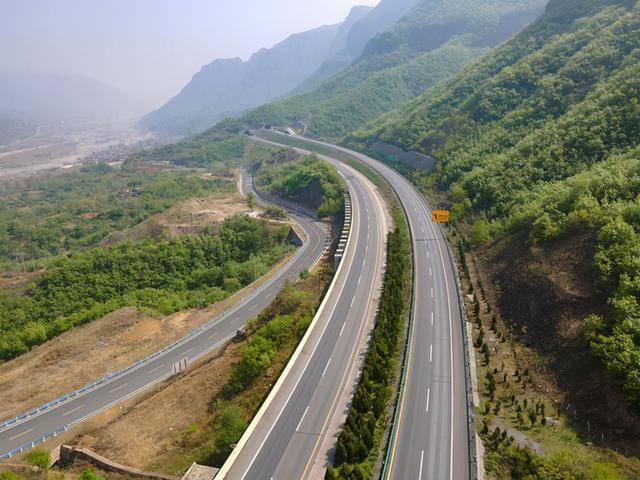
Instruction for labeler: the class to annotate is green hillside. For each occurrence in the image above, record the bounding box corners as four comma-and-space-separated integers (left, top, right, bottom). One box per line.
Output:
227, 0, 546, 139
356, 0, 640, 411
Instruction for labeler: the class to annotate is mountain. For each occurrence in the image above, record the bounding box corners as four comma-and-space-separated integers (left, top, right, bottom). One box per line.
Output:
140, 6, 373, 136
0, 74, 146, 122
293, 0, 422, 92
354, 0, 640, 442
227, 0, 547, 139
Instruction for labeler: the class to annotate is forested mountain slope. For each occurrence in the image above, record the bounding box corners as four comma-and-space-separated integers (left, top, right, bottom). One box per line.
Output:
293, 0, 421, 91
139, 6, 371, 136
227, 0, 546, 139
355, 0, 640, 414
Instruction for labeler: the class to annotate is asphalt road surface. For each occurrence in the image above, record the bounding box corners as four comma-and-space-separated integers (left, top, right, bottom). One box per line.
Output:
219, 145, 389, 479
301, 136, 471, 480
0, 185, 328, 460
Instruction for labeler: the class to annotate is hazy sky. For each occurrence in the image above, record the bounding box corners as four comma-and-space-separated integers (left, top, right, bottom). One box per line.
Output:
0, 0, 379, 109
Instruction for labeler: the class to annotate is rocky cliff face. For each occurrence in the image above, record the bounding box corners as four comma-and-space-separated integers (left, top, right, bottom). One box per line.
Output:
140, 6, 373, 136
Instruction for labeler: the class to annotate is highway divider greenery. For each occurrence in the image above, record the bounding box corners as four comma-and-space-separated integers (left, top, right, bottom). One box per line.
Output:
326, 208, 410, 479
0, 216, 293, 362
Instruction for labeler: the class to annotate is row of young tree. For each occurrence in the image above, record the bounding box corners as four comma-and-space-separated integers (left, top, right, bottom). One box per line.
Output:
326, 212, 409, 479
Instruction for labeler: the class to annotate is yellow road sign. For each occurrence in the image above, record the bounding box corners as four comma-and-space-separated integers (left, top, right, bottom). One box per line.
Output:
432, 210, 450, 223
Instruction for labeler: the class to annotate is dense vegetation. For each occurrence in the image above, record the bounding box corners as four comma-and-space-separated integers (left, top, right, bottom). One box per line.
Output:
0, 216, 292, 362
0, 163, 233, 269
127, 132, 247, 168
327, 210, 410, 479
484, 433, 626, 479
355, 0, 640, 408
225, 0, 545, 139
256, 153, 346, 218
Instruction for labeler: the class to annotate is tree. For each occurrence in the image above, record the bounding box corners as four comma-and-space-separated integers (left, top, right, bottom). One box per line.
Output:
486, 371, 496, 400
214, 403, 248, 456
77, 469, 102, 480
528, 410, 537, 428
470, 219, 491, 245
25, 448, 51, 479
246, 193, 255, 210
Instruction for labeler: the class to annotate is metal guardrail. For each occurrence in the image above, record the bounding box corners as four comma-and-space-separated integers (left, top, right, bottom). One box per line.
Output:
0, 425, 68, 460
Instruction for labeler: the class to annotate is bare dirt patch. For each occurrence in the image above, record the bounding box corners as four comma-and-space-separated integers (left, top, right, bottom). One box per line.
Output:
73, 341, 241, 472
100, 191, 261, 247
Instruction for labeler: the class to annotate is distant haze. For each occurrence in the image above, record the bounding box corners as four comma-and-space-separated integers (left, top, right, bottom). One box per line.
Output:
0, 0, 379, 109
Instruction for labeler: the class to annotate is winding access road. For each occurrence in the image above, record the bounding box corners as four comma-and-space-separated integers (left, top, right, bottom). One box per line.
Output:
231, 133, 471, 480
0, 185, 328, 460
217, 141, 389, 479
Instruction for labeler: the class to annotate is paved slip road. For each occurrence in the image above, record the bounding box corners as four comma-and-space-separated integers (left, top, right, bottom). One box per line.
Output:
218, 142, 389, 480
299, 136, 471, 480
0, 185, 328, 459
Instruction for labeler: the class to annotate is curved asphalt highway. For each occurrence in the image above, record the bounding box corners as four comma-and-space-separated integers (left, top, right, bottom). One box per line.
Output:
299, 136, 471, 480
218, 144, 389, 479
0, 186, 328, 460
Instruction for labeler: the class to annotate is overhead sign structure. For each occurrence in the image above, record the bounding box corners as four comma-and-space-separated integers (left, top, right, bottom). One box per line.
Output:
431, 210, 451, 223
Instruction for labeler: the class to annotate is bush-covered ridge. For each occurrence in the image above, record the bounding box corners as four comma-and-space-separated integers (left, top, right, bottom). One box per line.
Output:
355, 0, 640, 407
256, 153, 346, 218
0, 215, 292, 362
224, 0, 545, 140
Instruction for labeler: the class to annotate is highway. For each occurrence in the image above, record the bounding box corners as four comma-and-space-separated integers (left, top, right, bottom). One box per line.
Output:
218, 143, 389, 479
0, 183, 329, 460
299, 136, 471, 480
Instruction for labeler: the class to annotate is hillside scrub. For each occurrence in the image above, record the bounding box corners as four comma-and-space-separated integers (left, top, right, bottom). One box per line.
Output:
127, 132, 247, 168
255, 153, 346, 218
326, 209, 410, 479
223, 0, 546, 140
0, 163, 233, 270
0, 215, 293, 362
353, 0, 640, 409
